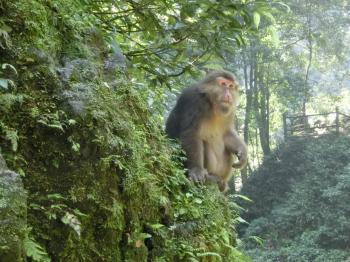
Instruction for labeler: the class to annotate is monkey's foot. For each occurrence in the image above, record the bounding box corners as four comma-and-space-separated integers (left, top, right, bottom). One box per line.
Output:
218, 180, 229, 192
207, 174, 229, 192
188, 167, 208, 184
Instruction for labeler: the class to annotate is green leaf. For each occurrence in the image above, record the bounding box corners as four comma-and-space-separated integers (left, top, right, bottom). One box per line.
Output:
234, 216, 249, 224
138, 233, 152, 239
261, 11, 276, 24
197, 252, 222, 260
73, 208, 88, 217
4, 128, 18, 152
47, 193, 66, 200
24, 233, 50, 262
61, 212, 81, 237
230, 194, 252, 202
72, 142, 80, 152
194, 198, 202, 204
1, 63, 17, 74
149, 223, 164, 230
248, 236, 264, 246
1, 24, 12, 33
253, 12, 261, 29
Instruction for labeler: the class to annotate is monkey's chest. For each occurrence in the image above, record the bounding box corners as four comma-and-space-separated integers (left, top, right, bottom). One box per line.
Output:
202, 133, 232, 177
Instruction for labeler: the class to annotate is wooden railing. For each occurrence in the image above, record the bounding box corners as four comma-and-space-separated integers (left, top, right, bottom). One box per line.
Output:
283, 107, 350, 139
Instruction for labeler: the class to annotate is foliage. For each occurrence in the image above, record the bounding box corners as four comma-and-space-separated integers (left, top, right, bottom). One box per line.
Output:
241, 135, 350, 261
1, 0, 348, 260
86, 0, 276, 84
23, 229, 50, 262
0, 0, 259, 260
0, 63, 17, 89
227, 0, 350, 172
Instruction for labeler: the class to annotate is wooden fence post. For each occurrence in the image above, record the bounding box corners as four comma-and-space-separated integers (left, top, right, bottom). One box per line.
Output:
283, 112, 287, 140
335, 107, 339, 134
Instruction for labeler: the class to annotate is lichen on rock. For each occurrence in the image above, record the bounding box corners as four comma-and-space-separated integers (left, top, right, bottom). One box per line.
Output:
0, 155, 27, 262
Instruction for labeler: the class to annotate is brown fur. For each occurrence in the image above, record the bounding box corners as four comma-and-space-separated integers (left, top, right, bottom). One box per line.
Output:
166, 70, 247, 192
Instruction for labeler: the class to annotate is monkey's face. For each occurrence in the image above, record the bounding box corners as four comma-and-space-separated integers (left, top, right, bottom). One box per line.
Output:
214, 77, 238, 113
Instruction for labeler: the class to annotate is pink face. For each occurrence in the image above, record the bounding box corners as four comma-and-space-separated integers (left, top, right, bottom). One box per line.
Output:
216, 77, 237, 104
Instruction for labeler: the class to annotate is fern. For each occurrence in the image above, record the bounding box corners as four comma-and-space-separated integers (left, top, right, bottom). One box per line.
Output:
23, 230, 50, 262
0, 122, 18, 152
197, 251, 223, 260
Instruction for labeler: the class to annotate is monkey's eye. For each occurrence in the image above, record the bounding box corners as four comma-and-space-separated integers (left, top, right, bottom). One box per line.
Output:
217, 77, 236, 89
218, 80, 227, 87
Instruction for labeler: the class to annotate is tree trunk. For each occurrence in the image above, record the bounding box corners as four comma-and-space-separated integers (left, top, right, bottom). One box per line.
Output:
303, 7, 313, 116
240, 51, 253, 184
252, 57, 270, 156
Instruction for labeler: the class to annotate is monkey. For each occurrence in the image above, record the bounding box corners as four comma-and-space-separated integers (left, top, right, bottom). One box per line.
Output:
165, 70, 247, 192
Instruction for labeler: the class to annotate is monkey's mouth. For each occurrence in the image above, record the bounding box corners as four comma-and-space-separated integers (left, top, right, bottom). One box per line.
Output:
220, 100, 232, 106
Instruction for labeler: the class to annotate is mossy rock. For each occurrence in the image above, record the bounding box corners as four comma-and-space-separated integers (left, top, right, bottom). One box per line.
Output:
0, 157, 27, 262
0, 1, 247, 261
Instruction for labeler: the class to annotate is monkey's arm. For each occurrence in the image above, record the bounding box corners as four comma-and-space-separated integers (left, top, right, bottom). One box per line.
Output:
180, 130, 208, 183
225, 130, 247, 169
170, 86, 210, 182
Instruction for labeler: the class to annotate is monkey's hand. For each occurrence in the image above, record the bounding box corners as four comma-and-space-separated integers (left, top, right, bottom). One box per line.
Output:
188, 167, 208, 184
225, 130, 248, 170
232, 149, 247, 169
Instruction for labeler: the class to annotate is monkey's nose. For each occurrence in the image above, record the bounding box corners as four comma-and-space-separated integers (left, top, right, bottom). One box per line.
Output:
223, 95, 232, 103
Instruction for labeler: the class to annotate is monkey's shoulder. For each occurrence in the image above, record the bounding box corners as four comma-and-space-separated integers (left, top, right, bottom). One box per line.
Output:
176, 86, 210, 111
167, 86, 210, 133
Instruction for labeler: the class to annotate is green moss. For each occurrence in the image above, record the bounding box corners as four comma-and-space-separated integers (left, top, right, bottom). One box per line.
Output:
0, 1, 247, 261
0, 170, 27, 262
3, 0, 60, 58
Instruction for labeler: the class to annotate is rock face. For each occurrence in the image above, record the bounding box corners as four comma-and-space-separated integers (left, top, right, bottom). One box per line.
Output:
0, 155, 27, 261
0, 154, 7, 171
0, 1, 244, 261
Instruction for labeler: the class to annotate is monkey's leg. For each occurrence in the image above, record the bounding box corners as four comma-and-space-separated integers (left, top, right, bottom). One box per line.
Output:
181, 134, 208, 184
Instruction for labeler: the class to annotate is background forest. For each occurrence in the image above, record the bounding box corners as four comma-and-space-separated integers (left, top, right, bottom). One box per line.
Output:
0, 0, 350, 261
